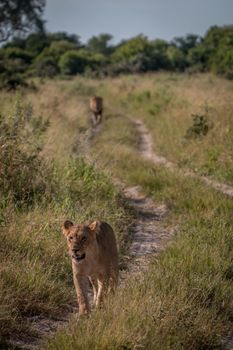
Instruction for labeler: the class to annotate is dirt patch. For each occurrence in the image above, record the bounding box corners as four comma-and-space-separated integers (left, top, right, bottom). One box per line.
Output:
121, 185, 174, 278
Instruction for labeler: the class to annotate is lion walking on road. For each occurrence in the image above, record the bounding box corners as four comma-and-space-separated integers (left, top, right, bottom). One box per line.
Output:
62, 220, 118, 315
89, 96, 103, 127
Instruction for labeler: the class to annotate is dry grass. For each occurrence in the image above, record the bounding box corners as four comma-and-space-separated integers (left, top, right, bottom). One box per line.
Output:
1, 73, 233, 349
0, 80, 132, 348
43, 73, 233, 350
122, 73, 233, 184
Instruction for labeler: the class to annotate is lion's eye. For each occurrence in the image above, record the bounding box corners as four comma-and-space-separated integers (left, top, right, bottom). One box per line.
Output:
69, 236, 73, 241
81, 236, 87, 242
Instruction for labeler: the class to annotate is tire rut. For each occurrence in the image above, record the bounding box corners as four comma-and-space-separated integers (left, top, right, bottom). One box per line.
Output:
134, 119, 233, 198
121, 185, 174, 279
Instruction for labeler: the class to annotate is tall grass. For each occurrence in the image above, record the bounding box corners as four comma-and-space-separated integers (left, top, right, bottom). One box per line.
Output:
0, 85, 132, 348
44, 76, 233, 349
123, 73, 233, 184
64, 73, 233, 184
1, 73, 233, 349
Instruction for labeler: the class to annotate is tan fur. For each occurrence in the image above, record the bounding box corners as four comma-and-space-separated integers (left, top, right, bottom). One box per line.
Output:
89, 96, 103, 126
62, 220, 118, 315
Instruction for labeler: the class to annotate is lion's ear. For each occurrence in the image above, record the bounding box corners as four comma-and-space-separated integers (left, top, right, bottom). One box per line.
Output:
88, 220, 100, 234
62, 220, 74, 236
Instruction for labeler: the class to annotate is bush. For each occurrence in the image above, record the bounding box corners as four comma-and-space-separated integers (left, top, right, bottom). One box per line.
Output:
59, 50, 90, 75
0, 73, 29, 90
167, 46, 188, 71
33, 54, 59, 77
2, 47, 33, 64
185, 114, 209, 139
0, 100, 53, 206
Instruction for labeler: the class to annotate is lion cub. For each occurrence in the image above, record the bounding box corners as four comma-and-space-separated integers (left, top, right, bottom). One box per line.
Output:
62, 220, 118, 315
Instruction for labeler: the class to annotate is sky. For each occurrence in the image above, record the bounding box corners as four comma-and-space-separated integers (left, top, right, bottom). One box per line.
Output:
45, 0, 233, 44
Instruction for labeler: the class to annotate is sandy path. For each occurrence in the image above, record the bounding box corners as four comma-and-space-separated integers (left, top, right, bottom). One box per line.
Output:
121, 185, 173, 278
134, 119, 233, 198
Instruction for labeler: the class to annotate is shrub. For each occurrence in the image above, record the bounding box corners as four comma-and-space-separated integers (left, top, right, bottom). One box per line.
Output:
0, 47, 33, 89
0, 100, 53, 206
33, 54, 59, 77
59, 50, 90, 75
0, 72, 29, 90
185, 114, 209, 139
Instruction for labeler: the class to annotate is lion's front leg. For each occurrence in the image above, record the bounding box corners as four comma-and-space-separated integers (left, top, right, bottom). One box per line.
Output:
73, 273, 90, 315
96, 277, 109, 307
89, 277, 98, 306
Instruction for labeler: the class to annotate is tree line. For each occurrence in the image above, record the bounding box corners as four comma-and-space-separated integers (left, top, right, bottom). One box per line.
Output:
0, 25, 232, 88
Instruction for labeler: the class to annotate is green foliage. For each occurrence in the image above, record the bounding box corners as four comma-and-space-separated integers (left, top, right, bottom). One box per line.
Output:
47, 41, 78, 60
185, 114, 209, 139
0, 24, 233, 82
114, 35, 150, 61
0, 47, 33, 77
33, 54, 59, 77
0, 100, 52, 206
203, 25, 233, 78
148, 39, 170, 70
0, 47, 33, 89
0, 0, 45, 42
87, 33, 113, 55
33, 40, 79, 77
2, 47, 33, 63
24, 32, 50, 54
112, 35, 153, 72
48, 32, 81, 46
172, 34, 201, 54
188, 44, 209, 71
59, 50, 90, 75
167, 46, 188, 71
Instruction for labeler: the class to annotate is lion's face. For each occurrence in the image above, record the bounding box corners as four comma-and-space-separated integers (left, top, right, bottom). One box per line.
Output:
62, 220, 97, 263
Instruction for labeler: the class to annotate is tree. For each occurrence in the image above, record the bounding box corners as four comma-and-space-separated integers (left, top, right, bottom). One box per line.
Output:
167, 46, 187, 71
0, 0, 46, 42
198, 25, 233, 78
171, 34, 202, 54
148, 39, 170, 70
48, 32, 81, 46
87, 33, 113, 55
188, 44, 209, 71
59, 50, 90, 75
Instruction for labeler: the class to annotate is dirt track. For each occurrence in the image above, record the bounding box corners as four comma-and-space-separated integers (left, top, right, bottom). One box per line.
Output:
134, 119, 233, 198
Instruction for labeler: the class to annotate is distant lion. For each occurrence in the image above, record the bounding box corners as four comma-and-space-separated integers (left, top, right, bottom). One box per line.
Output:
89, 96, 103, 127
62, 220, 118, 315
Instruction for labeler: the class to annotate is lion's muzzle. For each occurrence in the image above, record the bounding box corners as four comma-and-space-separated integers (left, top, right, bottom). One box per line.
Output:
72, 251, 86, 262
